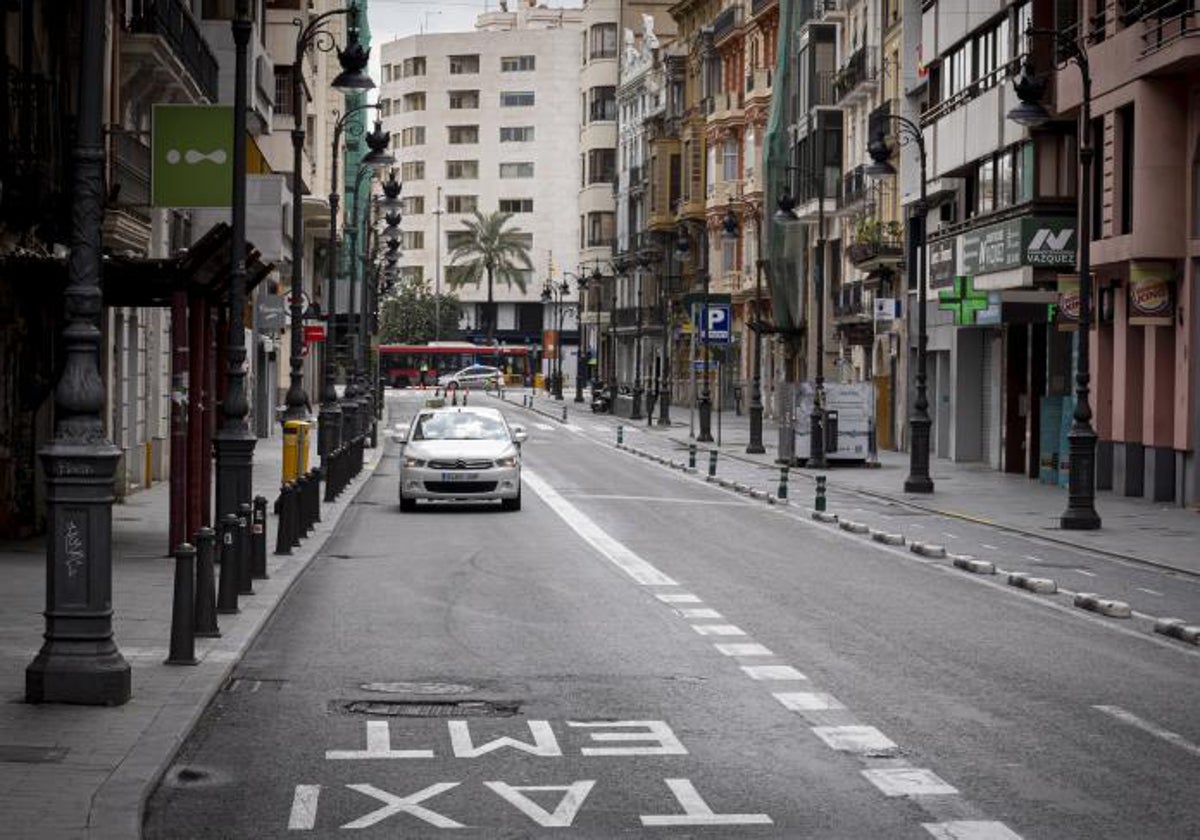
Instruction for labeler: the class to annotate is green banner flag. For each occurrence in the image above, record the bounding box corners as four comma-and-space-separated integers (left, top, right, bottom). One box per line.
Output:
152, 104, 234, 207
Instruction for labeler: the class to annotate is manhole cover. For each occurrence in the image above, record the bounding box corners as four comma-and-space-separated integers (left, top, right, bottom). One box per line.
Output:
0, 745, 66, 764
360, 681, 477, 695
340, 699, 519, 718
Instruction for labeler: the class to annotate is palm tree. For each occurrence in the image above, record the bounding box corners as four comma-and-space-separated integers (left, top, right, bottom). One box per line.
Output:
445, 210, 534, 343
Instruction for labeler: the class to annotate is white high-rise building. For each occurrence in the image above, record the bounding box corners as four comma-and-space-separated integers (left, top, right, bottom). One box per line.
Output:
379, 3, 583, 350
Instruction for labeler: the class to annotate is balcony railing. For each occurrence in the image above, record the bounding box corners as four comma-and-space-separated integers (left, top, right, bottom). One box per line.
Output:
833, 46, 877, 102
840, 165, 868, 208
130, 0, 219, 102
813, 70, 838, 106
110, 132, 152, 222
713, 5, 743, 43
751, 0, 778, 17
1140, 0, 1200, 55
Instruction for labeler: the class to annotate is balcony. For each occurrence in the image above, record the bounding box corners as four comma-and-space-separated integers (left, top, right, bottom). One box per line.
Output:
833, 46, 878, 104
128, 0, 219, 103
713, 5, 744, 44
1139, 1, 1200, 63
751, 0, 778, 17
846, 219, 905, 272
710, 89, 745, 122
814, 0, 847, 20
104, 132, 152, 252
838, 165, 869, 212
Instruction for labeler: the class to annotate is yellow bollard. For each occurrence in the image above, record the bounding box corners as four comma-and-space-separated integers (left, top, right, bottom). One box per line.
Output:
282, 421, 302, 485
297, 420, 312, 475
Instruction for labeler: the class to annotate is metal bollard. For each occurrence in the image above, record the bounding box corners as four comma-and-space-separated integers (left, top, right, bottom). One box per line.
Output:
289, 482, 302, 548
708, 449, 718, 478
310, 468, 322, 524
237, 502, 254, 596
193, 526, 220, 638
217, 513, 240, 614
688, 443, 697, 469
561, 404, 567, 422
815, 475, 827, 512
452, 387, 459, 406
251, 496, 268, 579
463, 388, 469, 405
778, 466, 789, 500
165, 543, 198, 665
274, 487, 292, 555
295, 475, 310, 538
617, 425, 624, 445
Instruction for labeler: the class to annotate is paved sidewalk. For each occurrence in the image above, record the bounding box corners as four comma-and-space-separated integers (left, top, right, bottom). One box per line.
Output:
0, 415, 388, 839
503, 387, 1200, 578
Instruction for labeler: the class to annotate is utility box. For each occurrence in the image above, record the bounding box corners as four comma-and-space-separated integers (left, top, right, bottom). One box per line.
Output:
793, 382, 872, 465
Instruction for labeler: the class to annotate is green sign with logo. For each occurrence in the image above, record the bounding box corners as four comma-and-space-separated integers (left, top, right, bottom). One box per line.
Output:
1021, 217, 1075, 268
152, 104, 234, 207
956, 216, 1076, 276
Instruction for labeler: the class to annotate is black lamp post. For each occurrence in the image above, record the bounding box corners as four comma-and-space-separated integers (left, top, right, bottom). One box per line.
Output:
26, 0, 130, 705
675, 223, 713, 441
541, 276, 570, 399
214, 0, 256, 540
573, 271, 589, 403
284, 2, 374, 427
1008, 33, 1100, 530
718, 198, 767, 454
865, 116, 933, 493
355, 123, 394, 440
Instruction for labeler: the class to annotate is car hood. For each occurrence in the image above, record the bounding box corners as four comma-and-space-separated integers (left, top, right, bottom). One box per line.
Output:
405, 440, 517, 461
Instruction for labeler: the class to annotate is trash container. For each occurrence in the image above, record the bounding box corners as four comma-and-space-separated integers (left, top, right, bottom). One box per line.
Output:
282, 421, 302, 484
824, 409, 839, 454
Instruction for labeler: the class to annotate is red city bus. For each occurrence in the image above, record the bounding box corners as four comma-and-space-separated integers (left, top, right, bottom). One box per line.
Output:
379, 341, 533, 388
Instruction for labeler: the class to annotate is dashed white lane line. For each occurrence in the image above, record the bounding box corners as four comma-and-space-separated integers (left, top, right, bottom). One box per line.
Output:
1093, 705, 1200, 758
812, 726, 898, 755
691, 624, 746, 636
863, 768, 958, 797
676, 607, 722, 619
656, 593, 702, 604
741, 665, 807, 681
980, 544, 1000, 551
774, 692, 846, 712
523, 468, 677, 586
942, 532, 960, 540
714, 643, 773, 657
1023, 554, 1045, 564
1137, 587, 1164, 597
1072, 569, 1097, 577
923, 821, 1025, 839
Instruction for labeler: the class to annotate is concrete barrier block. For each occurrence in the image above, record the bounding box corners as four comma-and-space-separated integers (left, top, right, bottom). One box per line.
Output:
952, 555, 995, 575
749, 489, 766, 499
1154, 618, 1200, 645
870, 530, 906, 546
1073, 593, 1132, 619
1007, 572, 1058, 594
733, 482, 751, 494
839, 520, 869, 534
909, 541, 947, 558
809, 510, 839, 523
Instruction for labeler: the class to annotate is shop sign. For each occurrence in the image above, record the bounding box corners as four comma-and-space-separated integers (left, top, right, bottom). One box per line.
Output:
1055, 275, 1095, 331
960, 218, 1022, 276
928, 237, 956, 289
302, 324, 326, 344
975, 292, 1003, 326
152, 105, 234, 207
543, 330, 560, 360
1128, 261, 1175, 326
1021, 218, 1076, 268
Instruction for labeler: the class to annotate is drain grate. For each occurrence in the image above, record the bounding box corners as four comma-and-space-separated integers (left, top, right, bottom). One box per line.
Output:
340, 699, 519, 718
223, 677, 287, 693
0, 745, 67, 764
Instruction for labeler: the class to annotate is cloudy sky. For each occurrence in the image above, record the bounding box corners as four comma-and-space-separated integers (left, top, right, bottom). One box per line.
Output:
368, 0, 494, 48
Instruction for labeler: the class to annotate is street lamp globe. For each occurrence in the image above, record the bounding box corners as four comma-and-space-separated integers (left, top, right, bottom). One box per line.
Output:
331, 14, 374, 92
361, 120, 394, 168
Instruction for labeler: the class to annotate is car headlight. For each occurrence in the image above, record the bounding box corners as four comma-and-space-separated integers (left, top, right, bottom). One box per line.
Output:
494, 455, 519, 468
404, 456, 426, 468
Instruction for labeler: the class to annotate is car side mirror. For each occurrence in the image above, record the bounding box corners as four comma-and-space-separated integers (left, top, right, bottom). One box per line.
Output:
390, 423, 408, 444
511, 425, 527, 444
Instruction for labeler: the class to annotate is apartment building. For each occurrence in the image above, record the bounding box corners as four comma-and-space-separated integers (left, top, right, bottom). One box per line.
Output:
379, 4, 583, 354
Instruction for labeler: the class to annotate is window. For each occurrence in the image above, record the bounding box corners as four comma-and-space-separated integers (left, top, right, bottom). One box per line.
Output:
401, 126, 425, 147
976, 157, 995, 216
586, 211, 615, 247
449, 54, 480, 74
995, 149, 1014, 210
400, 161, 425, 181
501, 91, 536, 107
499, 198, 534, 213
445, 195, 478, 214
448, 90, 479, 110
513, 233, 534, 250
379, 99, 391, 117
590, 23, 617, 59
273, 66, 294, 116
402, 92, 426, 112
446, 160, 479, 180
402, 56, 426, 77
400, 196, 425, 215
448, 125, 479, 144
501, 55, 536, 72
500, 162, 535, 178
401, 231, 425, 250
588, 86, 616, 121
722, 137, 739, 182
1118, 105, 1134, 236
447, 231, 474, 251
722, 240, 736, 273
587, 148, 615, 184
399, 265, 424, 283
500, 126, 535, 142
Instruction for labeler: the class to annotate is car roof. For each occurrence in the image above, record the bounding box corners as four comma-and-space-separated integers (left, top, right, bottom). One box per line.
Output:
420, 406, 504, 418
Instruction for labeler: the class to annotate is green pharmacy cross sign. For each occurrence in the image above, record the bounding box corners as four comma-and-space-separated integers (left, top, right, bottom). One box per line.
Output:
938, 276, 990, 326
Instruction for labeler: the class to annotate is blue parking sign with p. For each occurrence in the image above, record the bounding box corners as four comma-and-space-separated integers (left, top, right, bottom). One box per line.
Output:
702, 303, 731, 344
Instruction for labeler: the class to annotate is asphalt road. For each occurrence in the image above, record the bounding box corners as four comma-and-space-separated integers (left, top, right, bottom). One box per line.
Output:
144, 391, 1200, 839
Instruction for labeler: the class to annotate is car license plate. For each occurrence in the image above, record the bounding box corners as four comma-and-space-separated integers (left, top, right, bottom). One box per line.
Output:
440, 472, 479, 481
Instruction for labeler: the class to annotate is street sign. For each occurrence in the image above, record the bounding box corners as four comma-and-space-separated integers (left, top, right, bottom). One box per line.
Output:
691, 359, 719, 371
693, 303, 730, 344
303, 325, 326, 344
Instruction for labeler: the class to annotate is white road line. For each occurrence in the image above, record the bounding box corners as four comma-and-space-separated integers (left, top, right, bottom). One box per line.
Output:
569, 494, 747, 506
1137, 587, 1164, 597
691, 624, 745, 636
1072, 569, 1096, 577
980, 544, 999, 551
288, 785, 321, 830
1023, 554, 1045, 563
812, 725, 898, 755
1093, 705, 1200, 758
741, 665, 807, 681
676, 607, 722, 619
942, 532, 960, 540
657, 593, 702, 604
923, 821, 1025, 839
523, 468, 678, 586
862, 768, 958, 797
714, 643, 773, 657
774, 692, 845, 712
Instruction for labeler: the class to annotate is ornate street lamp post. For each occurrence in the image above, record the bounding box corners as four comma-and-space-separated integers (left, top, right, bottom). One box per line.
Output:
283, 2, 374, 427
1007, 32, 1100, 529
718, 198, 767, 454
573, 270, 589, 403
866, 115, 933, 493
675, 224, 713, 441
541, 276, 570, 400
26, 0, 131, 705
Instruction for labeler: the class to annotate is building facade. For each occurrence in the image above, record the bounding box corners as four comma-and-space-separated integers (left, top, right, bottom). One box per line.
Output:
379, 3, 583, 362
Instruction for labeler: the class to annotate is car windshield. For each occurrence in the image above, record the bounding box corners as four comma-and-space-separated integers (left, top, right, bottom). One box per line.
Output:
412, 412, 510, 441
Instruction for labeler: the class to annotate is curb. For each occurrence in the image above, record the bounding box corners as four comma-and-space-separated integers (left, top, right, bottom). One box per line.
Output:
909, 541, 947, 558
952, 554, 996, 575
870, 529, 906, 546
1007, 572, 1058, 594
1074, 592, 1133, 619
1154, 618, 1200, 645
839, 519, 869, 534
